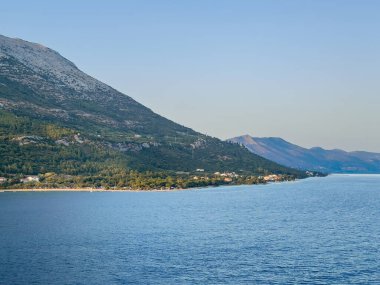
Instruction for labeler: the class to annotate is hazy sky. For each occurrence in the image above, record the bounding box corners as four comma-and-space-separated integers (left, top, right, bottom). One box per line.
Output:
2, 0, 380, 152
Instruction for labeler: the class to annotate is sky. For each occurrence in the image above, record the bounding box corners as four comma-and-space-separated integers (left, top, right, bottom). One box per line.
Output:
1, 0, 380, 152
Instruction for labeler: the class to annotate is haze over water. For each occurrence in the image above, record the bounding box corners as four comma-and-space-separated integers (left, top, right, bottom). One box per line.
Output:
1, 175, 379, 284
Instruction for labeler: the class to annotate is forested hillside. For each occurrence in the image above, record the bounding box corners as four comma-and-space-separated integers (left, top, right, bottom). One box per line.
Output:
0, 35, 306, 188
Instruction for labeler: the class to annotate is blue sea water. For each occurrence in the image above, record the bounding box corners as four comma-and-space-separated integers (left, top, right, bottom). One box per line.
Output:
0, 174, 379, 284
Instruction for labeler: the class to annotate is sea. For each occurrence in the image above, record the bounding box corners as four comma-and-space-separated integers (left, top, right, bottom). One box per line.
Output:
0, 174, 379, 284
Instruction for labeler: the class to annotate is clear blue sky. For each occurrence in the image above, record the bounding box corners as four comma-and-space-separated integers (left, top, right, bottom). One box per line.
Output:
2, 0, 380, 152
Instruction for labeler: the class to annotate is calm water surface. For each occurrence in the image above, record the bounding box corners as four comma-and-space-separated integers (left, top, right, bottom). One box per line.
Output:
0, 175, 379, 284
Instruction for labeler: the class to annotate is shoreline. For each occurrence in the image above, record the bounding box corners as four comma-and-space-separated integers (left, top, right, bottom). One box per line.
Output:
4, 175, 375, 193
0, 178, 306, 193
0, 188, 190, 193
0, 185, 222, 193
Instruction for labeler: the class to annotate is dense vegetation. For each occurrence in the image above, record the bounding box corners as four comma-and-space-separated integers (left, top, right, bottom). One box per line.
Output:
0, 109, 304, 190
1, 168, 298, 190
0, 109, 304, 178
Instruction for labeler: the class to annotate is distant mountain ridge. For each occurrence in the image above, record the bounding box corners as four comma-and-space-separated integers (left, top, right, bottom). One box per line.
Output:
0, 35, 304, 178
228, 135, 380, 174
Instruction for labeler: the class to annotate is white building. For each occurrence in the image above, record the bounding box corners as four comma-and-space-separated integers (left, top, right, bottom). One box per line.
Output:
20, 176, 40, 183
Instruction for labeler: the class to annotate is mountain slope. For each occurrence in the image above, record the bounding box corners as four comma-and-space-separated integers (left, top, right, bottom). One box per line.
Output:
228, 135, 380, 174
0, 35, 305, 178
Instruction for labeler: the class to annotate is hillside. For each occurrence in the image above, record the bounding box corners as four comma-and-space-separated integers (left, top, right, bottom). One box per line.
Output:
0, 35, 305, 183
229, 135, 380, 174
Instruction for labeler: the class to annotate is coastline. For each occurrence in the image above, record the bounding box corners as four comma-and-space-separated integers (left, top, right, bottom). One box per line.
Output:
0, 188, 190, 193
0, 178, 308, 193
5, 175, 377, 193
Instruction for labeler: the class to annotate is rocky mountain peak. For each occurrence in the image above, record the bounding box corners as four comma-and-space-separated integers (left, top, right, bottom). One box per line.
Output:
0, 34, 110, 93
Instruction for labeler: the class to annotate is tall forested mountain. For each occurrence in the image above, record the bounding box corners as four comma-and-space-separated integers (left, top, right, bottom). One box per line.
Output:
229, 135, 380, 174
0, 35, 304, 177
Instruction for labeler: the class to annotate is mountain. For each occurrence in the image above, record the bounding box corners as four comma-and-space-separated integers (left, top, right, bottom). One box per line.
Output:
228, 135, 380, 174
0, 35, 305, 179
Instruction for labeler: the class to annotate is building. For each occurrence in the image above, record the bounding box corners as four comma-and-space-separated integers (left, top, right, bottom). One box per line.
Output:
20, 176, 40, 183
263, 174, 281, 182
0, 177, 7, 183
